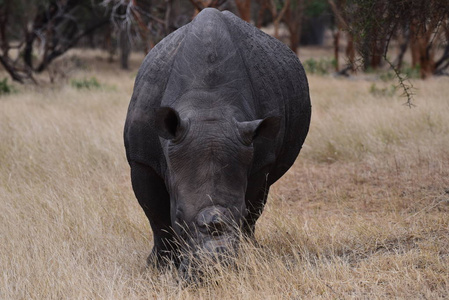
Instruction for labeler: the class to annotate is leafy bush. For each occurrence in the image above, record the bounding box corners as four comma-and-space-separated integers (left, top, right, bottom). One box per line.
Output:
302, 58, 336, 75
305, 0, 329, 17
70, 77, 102, 90
379, 71, 396, 82
401, 63, 421, 79
379, 64, 421, 82
369, 83, 397, 97
0, 78, 15, 95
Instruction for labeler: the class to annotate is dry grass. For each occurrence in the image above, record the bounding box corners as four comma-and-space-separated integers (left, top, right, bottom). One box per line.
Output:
1, 49, 448, 299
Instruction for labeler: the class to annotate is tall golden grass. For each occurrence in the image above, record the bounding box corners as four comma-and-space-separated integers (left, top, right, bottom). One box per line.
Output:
1, 50, 448, 298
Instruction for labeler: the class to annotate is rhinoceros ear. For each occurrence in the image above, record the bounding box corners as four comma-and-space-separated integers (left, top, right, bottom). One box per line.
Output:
237, 116, 281, 145
153, 107, 183, 140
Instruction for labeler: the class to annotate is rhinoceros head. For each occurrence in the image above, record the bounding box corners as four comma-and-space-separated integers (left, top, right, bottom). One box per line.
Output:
152, 94, 280, 266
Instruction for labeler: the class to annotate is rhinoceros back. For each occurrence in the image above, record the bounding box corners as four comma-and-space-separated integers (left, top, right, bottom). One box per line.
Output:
160, 9, 253, 107
125, 9, 311, 182
124, 25, 187, 174
220, 10, 311, 183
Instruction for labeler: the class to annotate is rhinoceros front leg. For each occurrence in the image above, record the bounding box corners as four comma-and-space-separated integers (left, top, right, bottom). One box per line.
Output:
129, 161, 179, 267
243, 173, 271, 238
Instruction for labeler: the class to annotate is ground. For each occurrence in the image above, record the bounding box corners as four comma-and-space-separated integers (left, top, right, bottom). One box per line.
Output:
0, 49, 448, 298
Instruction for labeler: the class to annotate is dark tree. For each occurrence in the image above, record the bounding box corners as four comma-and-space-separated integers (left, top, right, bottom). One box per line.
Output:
0, 0, 109, 83
188, 0, 229, 12
234, 0, 252, 21
346, 0, 449, 78
328, 0, 355, 74
283, 0, 307, 52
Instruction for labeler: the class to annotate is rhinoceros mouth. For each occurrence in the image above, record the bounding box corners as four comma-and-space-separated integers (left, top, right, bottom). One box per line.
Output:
201, 234, 238, 254
178, 234, 239, 281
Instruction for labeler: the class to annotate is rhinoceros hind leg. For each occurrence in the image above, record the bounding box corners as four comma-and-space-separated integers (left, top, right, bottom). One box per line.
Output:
129, 161, 179, 268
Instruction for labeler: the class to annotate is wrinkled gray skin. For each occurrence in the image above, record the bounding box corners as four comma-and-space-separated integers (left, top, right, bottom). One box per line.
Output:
124, 8, 311, 272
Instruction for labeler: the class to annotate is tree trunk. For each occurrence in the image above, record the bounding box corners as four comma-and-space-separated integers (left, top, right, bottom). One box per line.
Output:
119, 28, 130, 70
104, 25, 115, 63
164, 0, 173, 35
256, 0, 270, 28
434, 26, 449, 73
0, 0, 10, 55
333, 29, 340, 71
410, 17, 439, 78
288, 23, 300, 53
284, 0, 304, 54
410, 22, 420, 68
346, 32, 355, 71
235, 0, 251, 22
395, 28, 409, 71
370, 35, 386, 69
418, 36, 434, 79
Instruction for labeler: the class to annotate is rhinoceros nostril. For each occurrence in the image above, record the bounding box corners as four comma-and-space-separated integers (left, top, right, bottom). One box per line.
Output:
211, 214, 219, 224
210, 215, 224, 227
215, 246, 227, 254
209, 214, 227, 231
196, 206, 233, 236
197, 212, 229, 235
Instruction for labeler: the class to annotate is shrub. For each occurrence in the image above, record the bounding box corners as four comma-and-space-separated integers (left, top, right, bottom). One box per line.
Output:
302, 57, 336, 75
369, 83, 397, 97
0, 78, 15, 95
70, 77, 102, 90
379, 71, 396, 82
401, 63, 421, 79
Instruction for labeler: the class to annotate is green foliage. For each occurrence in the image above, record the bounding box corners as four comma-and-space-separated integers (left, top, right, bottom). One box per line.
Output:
379, 71, 396, 82
305, 0, 329, 17
401, 63, 421, 79
303, 57, 336, 75
273, 0, 285, 11
70, 77, 117, 91
379, 64, 420, 82
369, 83, 397, 97
0, 78, 15, 95
70, 77, 102, 90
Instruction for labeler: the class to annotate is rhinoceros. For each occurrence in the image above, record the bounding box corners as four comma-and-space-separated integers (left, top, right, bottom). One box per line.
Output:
124, 8, 311, 271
